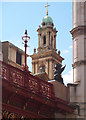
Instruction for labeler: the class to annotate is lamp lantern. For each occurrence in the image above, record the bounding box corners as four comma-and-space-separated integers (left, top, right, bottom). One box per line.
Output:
22, 29, 30, 71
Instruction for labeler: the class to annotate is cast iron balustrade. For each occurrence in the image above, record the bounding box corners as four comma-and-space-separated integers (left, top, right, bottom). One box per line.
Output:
0, 61, 54, 99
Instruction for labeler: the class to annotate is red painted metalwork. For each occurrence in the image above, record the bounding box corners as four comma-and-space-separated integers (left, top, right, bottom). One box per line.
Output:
22, 29, 30, 71
1, 61, 54, 99
0, 61, 74, 118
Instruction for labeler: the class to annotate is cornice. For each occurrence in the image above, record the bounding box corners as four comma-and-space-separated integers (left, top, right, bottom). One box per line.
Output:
30, 51, 64, 62
72, 60, 86, 68
70, 26, 86, 39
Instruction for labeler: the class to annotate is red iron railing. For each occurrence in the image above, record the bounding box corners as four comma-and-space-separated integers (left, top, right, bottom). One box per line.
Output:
0, 61, 54, 99
1, 61, 74, 114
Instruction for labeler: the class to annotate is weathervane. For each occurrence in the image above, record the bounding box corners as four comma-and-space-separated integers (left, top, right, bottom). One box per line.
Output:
45, 3, 50, 15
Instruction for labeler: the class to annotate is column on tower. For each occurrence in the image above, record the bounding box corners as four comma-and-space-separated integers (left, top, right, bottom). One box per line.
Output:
41, 33, 44, 48
54, 34, 56, 49
46, 59, 49, 75
49, 31, 50, 46
38, 33, 42, 48
50, 35, 52, 49
38, 33, 40, 48
35, 62, 38, 74
32, 62, 35, 74
53, 34, 55, 49
46, 31, 50, 49
46, 31, 49, 47
50, 32, 55, 49
49, 59, 54, 80
51, 35, 53, 48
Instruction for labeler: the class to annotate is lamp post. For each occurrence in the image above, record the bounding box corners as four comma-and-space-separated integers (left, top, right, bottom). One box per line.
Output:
22, 30, 30, 71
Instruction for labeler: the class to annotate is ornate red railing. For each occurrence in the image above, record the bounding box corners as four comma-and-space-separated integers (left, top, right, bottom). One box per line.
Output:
0, 61, 54, 99
1, 61, 74, 118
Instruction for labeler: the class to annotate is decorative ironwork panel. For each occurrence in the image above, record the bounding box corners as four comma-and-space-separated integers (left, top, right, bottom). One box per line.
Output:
1, 61, 54, 99
2, 110, 18, 119
28, 78, 39, 93
0, 63, 2, 78
2, 64, 9, 81
40, 83, 51, 97
10, 70, 24, 86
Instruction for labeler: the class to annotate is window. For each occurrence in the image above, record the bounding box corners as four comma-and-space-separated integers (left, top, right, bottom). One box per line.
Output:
54, 35, 56, 48
39, 34, 41, 47
51, 36, 53, 48
39, 65, 45, 72
43, 36, 46, 45
49, 31, 51, 45
16, 51, 22, 65
42, 22, 45, 26
42, 65, 45, 72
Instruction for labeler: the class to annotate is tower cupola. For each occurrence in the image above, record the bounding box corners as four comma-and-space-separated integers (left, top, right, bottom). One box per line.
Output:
41, 15, 54, 27
31, 3, 64, 80
37, 8, 57, 53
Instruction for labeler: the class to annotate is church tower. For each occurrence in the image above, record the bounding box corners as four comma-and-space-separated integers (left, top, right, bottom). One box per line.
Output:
31, 4, 64, 80
69, 1, 86, 118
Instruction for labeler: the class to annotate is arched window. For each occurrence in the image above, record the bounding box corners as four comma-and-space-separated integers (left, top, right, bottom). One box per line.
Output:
42, 65, 45, 72
54, 35, 56, 48
49, 31, 51, 45
51, 36, 53, 48
39, 34, 41, 47
43, 36, 46, 45
42, 22, 45, 26
39, 65, 45, 72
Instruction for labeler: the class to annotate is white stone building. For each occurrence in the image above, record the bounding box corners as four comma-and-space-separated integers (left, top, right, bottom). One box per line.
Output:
68, 0, 86, 118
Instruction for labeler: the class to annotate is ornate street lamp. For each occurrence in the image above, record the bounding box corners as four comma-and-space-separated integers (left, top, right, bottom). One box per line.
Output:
22, 29, 30, 71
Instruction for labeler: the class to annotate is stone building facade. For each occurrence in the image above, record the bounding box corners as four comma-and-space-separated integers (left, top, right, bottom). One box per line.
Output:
69, 1, 86, 118
31, 11, 64, 80
1, 1, 86, 118
2, 41, 28, 70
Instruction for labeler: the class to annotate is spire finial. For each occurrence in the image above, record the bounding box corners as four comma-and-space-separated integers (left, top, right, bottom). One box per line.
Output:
45, 3, 50, 15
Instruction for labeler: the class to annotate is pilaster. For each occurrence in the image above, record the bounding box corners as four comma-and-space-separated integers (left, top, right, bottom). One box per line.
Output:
46, 59, 49, 75
46, 32, 49, 47
35, 62, 38, 74
49, 59, 54, 80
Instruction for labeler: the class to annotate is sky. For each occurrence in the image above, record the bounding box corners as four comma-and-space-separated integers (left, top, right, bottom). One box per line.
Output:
2, 2, 73, 85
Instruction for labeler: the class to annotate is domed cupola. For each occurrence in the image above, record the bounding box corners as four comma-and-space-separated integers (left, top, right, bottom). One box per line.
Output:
41, 3, 54, 27
41, 15, 54, 26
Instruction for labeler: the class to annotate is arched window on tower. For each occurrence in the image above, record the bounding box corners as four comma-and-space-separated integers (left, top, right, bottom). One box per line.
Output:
51, 36, 53, 48
42, 22, 46, 26
49, 31, 51, 45
39, 34, 41, 47
39, 65, 45, 73
43, 36, 46, 45
54, 35, 56, 48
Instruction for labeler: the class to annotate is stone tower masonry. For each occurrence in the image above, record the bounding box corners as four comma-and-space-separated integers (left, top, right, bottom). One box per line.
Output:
69, 0, 86, 118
